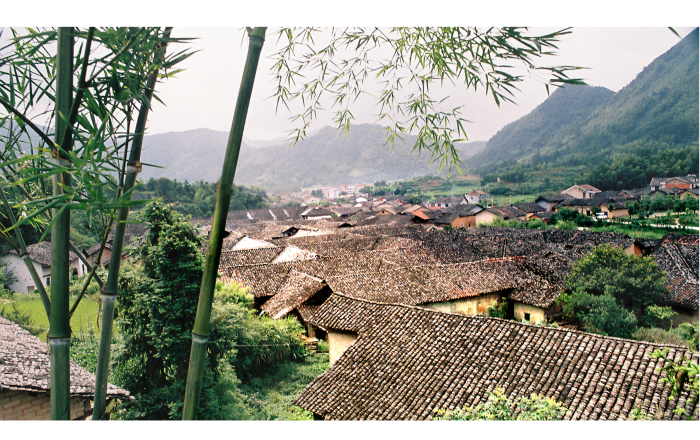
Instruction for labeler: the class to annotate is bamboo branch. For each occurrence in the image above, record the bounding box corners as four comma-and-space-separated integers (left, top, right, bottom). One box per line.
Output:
0, 97, 55, 148
92, 27, 173, 421
0, 186, 51, 316
69, 217, 113, 317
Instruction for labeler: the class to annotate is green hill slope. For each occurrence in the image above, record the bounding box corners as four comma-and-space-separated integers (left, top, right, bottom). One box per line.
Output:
472, 28, 699, 173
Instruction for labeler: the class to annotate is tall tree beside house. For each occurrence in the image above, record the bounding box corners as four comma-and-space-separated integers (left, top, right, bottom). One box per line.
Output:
111, 203, 249, 420
182, 27, 585, 418
558, 244, 671, 338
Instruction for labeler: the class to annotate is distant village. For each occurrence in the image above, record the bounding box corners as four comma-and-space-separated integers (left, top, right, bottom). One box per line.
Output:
2, 173, 699, 420
270, 174, 700, 229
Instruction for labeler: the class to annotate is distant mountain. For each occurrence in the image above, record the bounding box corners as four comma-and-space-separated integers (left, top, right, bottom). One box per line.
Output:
140, 128, 241, 182
471, 28, 699, 170
469, 85, 615, 167
140, 124, 487, 192
242, 135, 288, 149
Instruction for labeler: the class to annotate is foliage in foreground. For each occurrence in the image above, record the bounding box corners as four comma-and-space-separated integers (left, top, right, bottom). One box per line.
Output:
111, 203, 246, 420
106, 202, 311, 420
649, 348, 699, 419
433, 388, 567, 420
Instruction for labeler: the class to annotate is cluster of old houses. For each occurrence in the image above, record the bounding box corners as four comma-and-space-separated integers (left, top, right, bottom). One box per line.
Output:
271, 175, 700, 234
213, 210, 698, 420
278, 184, 369, 205
1, 174, 698, 420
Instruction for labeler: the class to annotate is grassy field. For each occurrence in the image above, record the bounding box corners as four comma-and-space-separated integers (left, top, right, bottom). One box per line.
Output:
241, 351, 329, 420
0, 292, 101, 340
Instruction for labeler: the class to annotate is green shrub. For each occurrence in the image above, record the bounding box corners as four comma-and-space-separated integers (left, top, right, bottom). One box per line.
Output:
632, 327, 686, 347
0, 304, 43, 336
486, 298, 508, 319
433, 388, 567, 420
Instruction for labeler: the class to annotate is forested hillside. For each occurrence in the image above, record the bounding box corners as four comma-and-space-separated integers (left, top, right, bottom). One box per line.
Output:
472, 28, 699, 191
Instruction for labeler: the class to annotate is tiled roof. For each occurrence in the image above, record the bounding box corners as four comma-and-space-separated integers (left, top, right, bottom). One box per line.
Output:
577, 184, 601, 192
511, 203, 544, 214
23, 241, 78, 267
536, 193, 576, 203
651, 244, 699, 310
222, 253, 397, 298
260, 271, 326, 319
296, 296, 698, 420
0, 317, 130, 399
218, 247, 283, 270
326, 257, 564, 308
484, 206, 527, 219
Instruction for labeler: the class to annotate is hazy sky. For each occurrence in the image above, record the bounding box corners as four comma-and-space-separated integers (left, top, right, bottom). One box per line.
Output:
144, 26, 696, 142
3, 2, 698, 145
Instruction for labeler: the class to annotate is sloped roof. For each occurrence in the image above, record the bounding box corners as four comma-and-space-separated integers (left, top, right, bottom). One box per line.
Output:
326, 257, 564, 308
651, 244, 699, 310
576, 184, 601, 192
218, 247, 284, 270
483, 206, 527, 219
511, 202, 545, 214
296, 296, 698, 420
0, 317, 130, 399
260, 271, 325, 319
20, 241, 78, 267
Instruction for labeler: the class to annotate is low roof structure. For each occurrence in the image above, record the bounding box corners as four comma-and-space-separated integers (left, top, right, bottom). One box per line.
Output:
0, 316, 130, 400
296, 296, 698, 420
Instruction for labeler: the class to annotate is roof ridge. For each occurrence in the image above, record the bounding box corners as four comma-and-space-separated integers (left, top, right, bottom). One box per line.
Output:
327, 293, 691, 349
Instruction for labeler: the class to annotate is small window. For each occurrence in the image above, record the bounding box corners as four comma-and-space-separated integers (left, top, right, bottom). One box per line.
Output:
524, 313, 531, 321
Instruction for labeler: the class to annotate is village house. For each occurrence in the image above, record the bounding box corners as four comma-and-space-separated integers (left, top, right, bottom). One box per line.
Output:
301, 206, 334, 220
474, 205, 527, 224
301, 194, 321, 205
649, 174, 699, 191
428, 196, 466, 209
465, 189, 489, 204
295, 295, 697, 420
561, 184, 601, 199
0, 241, 87, 294
0, 316, 131, 420
534, 193, 575, 212
555, 195, 630, 218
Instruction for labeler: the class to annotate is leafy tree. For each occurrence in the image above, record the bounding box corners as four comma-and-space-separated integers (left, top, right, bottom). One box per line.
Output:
0, 260, 17, 294
113, 203, 247, 420
558, 244, 670, 338
564, 244, 669, 310
311, 189, 323, 198
559, 290, 638, 338
433, 388, 567, 420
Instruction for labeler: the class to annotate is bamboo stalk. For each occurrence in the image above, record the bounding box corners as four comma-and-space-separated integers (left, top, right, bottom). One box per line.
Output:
182, 27, 266, 420
49, 26, 73, 420
0, 186, 50, 316
92, 27, 173, 420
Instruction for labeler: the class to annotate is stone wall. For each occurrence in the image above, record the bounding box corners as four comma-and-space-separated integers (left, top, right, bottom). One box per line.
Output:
328, 330, 358, 365
423, 293, 501, 317
513, 302, 546, 323
0, 390, 91, 420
